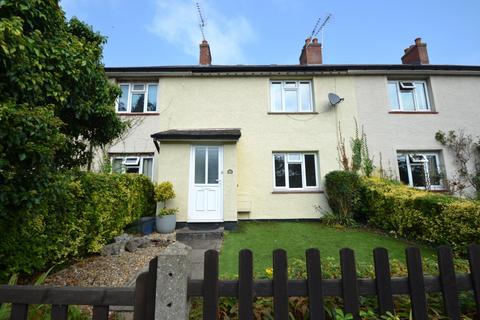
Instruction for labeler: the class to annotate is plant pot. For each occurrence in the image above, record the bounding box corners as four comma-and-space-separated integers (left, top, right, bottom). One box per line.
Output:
156, 215, 176, 234
138, 216, 156, 235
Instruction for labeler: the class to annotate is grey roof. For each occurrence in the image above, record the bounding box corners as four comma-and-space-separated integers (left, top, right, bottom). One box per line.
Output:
105, 64, 480, 74
151, 128, 241, 141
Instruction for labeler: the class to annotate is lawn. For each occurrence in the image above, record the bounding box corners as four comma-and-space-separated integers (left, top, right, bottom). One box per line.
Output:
219, 221, 435, 277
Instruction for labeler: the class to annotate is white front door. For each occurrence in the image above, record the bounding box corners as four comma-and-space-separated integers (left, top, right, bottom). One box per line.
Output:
188, 146, 224, 222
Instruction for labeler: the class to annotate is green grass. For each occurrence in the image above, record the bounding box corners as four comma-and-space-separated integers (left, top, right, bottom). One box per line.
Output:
219, 221, 435, 277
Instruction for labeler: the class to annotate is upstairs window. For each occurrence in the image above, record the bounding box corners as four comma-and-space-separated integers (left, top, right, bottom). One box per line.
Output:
111, 155, 154, 180
270, 80, 313, 112
397, 152, 443, 189
388, 80, 430, 111
117, 83, 158, 113
273, 152, 318, 190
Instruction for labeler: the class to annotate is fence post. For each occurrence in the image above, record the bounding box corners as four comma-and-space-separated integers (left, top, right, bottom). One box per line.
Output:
154, 241, 192, 320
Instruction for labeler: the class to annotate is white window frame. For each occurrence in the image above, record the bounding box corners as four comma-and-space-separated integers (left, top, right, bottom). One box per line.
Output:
397, 151, 443, 190
270, 80, 314, 113
272, 152, 319, 190
388, 80, 431, 111
116, 83, 159, 113
111, 155, 154, 180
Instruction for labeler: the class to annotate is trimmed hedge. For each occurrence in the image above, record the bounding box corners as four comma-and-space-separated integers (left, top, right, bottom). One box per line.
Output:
360, 177, 480, 252
0, 172, 155, 280
324, 171, 362, 222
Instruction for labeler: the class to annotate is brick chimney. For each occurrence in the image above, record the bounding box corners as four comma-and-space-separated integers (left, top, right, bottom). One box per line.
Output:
401, 38, 429, 65
199, 40, 212, 65
299, 38, 322, 65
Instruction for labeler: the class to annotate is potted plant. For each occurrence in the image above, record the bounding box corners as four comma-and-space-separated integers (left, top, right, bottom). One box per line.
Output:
154, 181, 178, 233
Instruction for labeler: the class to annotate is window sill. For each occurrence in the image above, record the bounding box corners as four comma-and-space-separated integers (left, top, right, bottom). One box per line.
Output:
117, 112, 160, 116
428, 189, 449, 193
272, 189, 324, 194
268, 112, 318, 115
388, 111, 438, 114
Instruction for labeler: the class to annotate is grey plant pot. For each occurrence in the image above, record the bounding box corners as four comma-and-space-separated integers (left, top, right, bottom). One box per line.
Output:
156, 215, 176, 234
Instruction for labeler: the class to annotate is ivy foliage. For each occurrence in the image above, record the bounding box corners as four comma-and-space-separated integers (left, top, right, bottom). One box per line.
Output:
0, 0, 126, 168
0, 0, 126, 211
0, 0, 132, 280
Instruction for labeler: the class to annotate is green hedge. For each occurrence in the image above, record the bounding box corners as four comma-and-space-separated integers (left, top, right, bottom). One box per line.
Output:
360, 177, 480, 252
0, 172, 155, 280
324, 171, 362, 222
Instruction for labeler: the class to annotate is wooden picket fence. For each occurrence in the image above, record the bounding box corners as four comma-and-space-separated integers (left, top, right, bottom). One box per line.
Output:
186, 245, 480, 320
1, 244, 480, 320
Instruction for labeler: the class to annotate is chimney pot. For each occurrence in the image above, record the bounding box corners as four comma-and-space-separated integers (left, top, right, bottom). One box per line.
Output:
401, 37, 429, 65
312, 38, 318, 44
199, 40, 212, 65
305, 38, 311, 44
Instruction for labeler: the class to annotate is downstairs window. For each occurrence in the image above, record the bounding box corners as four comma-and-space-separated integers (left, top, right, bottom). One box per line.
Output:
111, 155, 154, 180
273, 152, 318, 190
397, 152, 443, 189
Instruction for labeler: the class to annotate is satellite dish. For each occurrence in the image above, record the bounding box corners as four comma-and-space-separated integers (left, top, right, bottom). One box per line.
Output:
328, 93, 344, 106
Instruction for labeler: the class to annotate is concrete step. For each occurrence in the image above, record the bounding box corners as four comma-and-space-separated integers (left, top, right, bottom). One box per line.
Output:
176, 226, 224, 242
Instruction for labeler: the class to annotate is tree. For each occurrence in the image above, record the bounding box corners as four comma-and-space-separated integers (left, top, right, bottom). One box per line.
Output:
0, 0, 126, 212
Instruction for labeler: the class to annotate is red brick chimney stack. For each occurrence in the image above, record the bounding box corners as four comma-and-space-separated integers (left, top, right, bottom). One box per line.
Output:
401, 38, 429, 65
199, 40, 212, 65
299, 37, 323, 65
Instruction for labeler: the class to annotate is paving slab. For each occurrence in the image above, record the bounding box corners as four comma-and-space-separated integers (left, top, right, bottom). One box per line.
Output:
177, 229, 223, 279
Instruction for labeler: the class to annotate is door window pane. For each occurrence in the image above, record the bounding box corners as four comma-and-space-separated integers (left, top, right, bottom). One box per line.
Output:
305, 154, 316, 186
400, 89, 415, 111
388, 82, 399, 109
299, 82, 312, 111
142, 158, 153, 180
147, 85, 157, 111
207, 148, 219, 184
274, 154, 286, 187
118, 85, 129, 111
131, 93, 145, 112
271, 82, 282, 112
284, 90, 298, 112
415, 82, 428, 110
288, 163, 302, 188
195, 148, 206, 184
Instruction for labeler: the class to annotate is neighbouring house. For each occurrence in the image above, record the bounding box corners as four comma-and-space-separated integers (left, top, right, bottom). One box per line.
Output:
100, 37, 480, 227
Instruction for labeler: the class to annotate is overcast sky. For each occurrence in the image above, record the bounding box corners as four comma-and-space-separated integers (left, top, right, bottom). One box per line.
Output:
60, 0, 480, 67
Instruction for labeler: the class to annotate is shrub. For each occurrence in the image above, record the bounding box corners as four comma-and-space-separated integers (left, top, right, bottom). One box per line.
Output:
324, 171, 363, 224
154, 181, 178, 216
0, 172, 155, 281
360, 177, 480, 252
154, 181, 176, 202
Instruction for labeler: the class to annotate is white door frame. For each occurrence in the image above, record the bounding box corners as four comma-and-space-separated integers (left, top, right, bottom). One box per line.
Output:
188, 145, 224, 222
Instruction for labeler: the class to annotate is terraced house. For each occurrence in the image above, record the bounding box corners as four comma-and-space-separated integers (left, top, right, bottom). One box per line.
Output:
101, 37, 480, 227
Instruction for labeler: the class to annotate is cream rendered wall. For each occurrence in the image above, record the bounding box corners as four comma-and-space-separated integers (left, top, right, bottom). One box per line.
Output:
92, 78, 161, 179
155, 75, 358, 221
355, 75, 480, 190
109, 115, 159, 154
